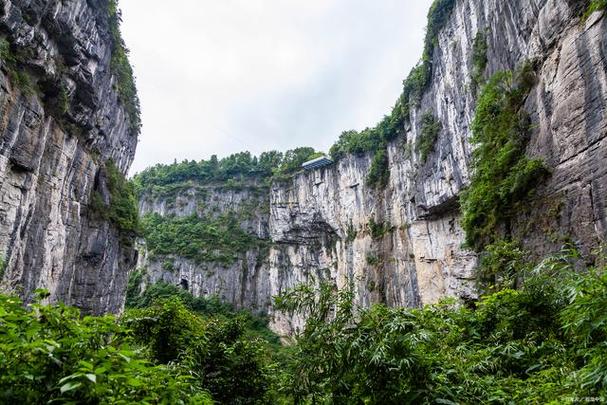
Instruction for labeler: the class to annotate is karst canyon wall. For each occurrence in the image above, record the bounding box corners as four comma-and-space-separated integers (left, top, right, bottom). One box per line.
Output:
0, 0, 138, 313
137, 0, 607, 336
0, 0, 605, 335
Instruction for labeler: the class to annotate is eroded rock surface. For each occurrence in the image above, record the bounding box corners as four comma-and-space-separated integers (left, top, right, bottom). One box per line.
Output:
139, 0, 607, 336
0, 0, 138, 313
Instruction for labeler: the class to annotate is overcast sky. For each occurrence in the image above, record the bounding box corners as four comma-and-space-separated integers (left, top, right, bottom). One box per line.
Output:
120, 0, 433, 174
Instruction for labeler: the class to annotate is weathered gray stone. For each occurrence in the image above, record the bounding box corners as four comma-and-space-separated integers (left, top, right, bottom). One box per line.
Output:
137, 1, 607, 336
0, 0, 137, 314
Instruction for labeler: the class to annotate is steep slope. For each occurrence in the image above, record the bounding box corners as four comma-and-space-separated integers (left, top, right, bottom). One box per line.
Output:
0, 0, 139, 313
135, 0, 607, 335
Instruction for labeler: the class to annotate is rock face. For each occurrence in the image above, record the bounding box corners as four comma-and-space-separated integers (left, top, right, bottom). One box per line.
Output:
138, 0, 607, 336
0, 0, 138, 313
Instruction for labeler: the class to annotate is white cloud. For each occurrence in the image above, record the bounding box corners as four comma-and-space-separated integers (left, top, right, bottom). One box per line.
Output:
120, 0, 433, 173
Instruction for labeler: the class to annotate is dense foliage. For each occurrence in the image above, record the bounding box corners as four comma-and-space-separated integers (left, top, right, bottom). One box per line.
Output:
124, 297, 278, 403
460, 65, 549, 251
471, 31, 489, 91
365, 147, 390, 188
91, 160, 140, 236
4, 249, 607, 403
0, 283, 281, 403
416, 112, 442, 162
108, 0, 141, 134
141, 212, 265, 265
0, 256, 6, 281
125, 280, 281, 347
133, 148, 320, 197
0, 292, 211, 404
275, 253, 607, 403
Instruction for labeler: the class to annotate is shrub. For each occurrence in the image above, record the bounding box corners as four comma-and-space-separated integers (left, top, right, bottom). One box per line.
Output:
368, 218, 391, 239
328, 103, 405, 162
477, 239, 527, 291
400, 0, 457, 111
91, 160, 140, 236
346, 222, 358, 243
124, 269, 144, 308
274, 147, 319, 175
133, 148, 320, 197
107, 0, 141, 134
327, 0, 457, 190
0, 38, 10, 61
106, 161, 140, 234
0, 293, 211, 403
124, 296, 277, 403
366, 147, 390, 188
126, 280, 231, 314
471, 31, 489, 90
0, 38, 37, 96
461, 65, 550, 250
416, 112, 441, 162
366, 254, 381, 267
275, 255, 607, 403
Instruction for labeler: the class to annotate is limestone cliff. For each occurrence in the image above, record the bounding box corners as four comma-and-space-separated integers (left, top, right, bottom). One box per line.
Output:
136, 0, 607, 335
0, 0, 139, 313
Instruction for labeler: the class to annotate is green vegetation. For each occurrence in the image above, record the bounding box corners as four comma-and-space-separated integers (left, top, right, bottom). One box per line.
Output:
346, 222, 358, 243
124, 269, 144, 307
0, 38, 37, 96
399, 0, 457, 119
107, 0, 141, 134
366, 147, 390, 188
125, 280, 280, 346
366, 254, 381, 267
329, 101, 405, 161
0, 291, 212, 403
368, 218, 392, 239
133, 0, 458, 194
327, 0, 454, 164
0, 38, 9, 61
461, 65, 550, 251
126, 279, 230, 315
477, 239, 527, 292
584, 0, 607, 20
275, 252, 607, 403
162, 260, 175, 272
327, 0, 457, 187
4, 249, 607, 403
133, 148, 321, 197
0, 38, 82, 136
0, 284, 282, 404
1, 1, 140, 135
0, 256, 6, 280
91, 161, 140, 235
416, 112, 441, 162
141, 212, 265, 265
471, 31, 489, 90
125, 299, 277, 403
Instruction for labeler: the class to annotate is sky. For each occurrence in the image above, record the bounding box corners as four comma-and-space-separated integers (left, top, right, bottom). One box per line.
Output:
120, 0, 434, 174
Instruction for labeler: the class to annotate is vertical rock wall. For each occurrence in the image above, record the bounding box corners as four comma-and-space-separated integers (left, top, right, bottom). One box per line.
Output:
0, 0, 138, 313
137, 0, 607, 336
